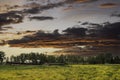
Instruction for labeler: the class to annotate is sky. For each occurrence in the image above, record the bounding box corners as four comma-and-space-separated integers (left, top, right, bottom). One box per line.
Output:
0, 0, 120, 57
0, 0, 120, 32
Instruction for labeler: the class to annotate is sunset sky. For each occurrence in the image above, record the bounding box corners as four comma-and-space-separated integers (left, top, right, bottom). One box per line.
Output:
0, 0, 120, 57
0, 0, 120, 32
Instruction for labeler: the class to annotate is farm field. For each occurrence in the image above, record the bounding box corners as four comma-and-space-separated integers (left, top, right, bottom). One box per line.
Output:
0, 65, 120, 80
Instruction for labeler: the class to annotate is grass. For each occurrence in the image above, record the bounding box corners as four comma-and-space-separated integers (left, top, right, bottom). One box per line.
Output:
0, 64, 120, 80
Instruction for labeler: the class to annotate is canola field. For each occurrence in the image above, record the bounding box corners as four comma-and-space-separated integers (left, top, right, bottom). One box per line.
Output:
0, 64, 120, 80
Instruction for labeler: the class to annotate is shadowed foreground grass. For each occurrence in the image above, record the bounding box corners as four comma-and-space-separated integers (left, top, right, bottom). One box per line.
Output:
0, 65, 120, 80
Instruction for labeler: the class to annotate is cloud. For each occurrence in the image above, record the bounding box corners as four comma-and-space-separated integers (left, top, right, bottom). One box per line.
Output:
24, 0, 98, 14
7, 26, 86, 47
65, 0, 98, 3
53, 45, 120, 56
8, 25, 88, 48
24, 7, 40, 14
7, 5, 21, 10
63, 7, 74, 11
63, 26, 87, 37
7, 22, 120, 48
29, 16, 54, 21
76, 0, 98, 3
81, 22, 89, 25
99, 3, 118, 8
0, 11, 24, 30
8, 29, 61, 44
99, 22, 120, 39
88, 22, 120, 39
111, 12, 120, 17
25, 2, 40, 8
3, 26, 13, 29
0, 26, 13, 31
24, 1, 65, 14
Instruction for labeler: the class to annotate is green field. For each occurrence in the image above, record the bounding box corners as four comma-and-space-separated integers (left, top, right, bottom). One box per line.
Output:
0, 65, 120, 80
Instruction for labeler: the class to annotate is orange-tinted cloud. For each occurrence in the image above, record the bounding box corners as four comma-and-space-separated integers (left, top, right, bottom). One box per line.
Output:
63, 6, 74, 11
99, 3, 118, 8
76, 0, 90, 3
75, 0, 98, 3
7, 22, 120, 48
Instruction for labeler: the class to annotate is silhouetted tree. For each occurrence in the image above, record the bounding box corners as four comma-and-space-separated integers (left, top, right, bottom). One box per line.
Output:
29, 52, 38, 64
104, 53, 113, 64
57, 55, 66, 63
38, 54, 47, 64
47, 55, 56, 63
19, 53, 27, 63
0, 51, 5, 64
6, 52, 120, 65
113, 56, 120, 64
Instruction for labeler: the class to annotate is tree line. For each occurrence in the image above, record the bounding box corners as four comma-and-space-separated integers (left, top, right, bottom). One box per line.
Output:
0, 51, 120, 65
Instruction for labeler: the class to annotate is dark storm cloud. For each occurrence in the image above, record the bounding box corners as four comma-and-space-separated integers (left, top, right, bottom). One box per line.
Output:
99, 22, 120, 39
0, 11, 24, 30
8, 29, 61, 44
81, 22, 89, 25
24, 7, 40, 14
99, 3, 118, 8
8, 22, 120, 48
24, 0, 99, 14
63, 26, 87, 37
88, 22, 120, 39
33, 29, 60, 40
111, 12, 120, 17
24, 1, 65, 14
8, 25, 88, 46
29, 16, 54, 21
81, 22, 102, 27
89, 23, 102, 28
23, 2, 42, 14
